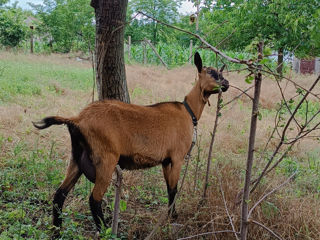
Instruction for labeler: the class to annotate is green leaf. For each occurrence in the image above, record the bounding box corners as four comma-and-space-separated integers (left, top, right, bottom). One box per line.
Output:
245, 75, 254, 84
260, 58, 271, 65
263, 47, 272, 56
120, 200, 127, 212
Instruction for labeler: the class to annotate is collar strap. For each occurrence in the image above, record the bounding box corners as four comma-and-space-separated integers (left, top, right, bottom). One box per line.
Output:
183, 100, 198, 126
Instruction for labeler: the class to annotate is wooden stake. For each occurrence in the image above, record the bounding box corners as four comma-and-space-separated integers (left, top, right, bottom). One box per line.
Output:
143, 41, 147, 65
111, 165, 123, 236
30, 26, 34, 54
189, 40, 193, 64
144, 38, 168, 69
128, 36, 131, 60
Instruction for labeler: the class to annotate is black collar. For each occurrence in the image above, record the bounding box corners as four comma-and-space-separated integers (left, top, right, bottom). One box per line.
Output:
183, 100, 198, 126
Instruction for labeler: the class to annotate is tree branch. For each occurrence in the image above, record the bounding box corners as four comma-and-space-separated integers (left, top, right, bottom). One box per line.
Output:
137, 11, 251, 65
250, 219, 283, 240
248, 172, 296, 218
177, 230, 240, 240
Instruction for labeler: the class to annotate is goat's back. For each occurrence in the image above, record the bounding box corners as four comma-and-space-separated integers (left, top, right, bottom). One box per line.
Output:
74, 100, 193, 162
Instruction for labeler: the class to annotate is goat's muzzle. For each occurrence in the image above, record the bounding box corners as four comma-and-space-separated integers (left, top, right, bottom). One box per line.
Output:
221, 79, 229, 92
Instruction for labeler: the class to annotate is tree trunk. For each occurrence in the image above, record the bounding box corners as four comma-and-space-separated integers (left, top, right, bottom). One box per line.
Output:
90, 1, 129, 236
277, 47, 284, 76
91, 0, 130, 103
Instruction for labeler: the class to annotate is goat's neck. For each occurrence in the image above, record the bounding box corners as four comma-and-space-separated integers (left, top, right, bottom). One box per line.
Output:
185, 81, 206, 121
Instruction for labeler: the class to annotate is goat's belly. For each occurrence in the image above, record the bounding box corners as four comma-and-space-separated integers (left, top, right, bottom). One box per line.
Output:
118, 154, 162, 170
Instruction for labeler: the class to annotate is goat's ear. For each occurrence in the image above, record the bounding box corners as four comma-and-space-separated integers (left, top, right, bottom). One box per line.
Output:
220, 64, 226, 73
194, 52, 202, 73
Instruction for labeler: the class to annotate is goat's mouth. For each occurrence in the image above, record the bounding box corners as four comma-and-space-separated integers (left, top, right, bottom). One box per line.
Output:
208, 80, 229, 94
220, 79, 229, 92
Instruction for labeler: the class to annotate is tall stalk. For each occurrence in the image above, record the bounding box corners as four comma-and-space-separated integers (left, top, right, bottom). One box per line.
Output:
240, 42, 263, 240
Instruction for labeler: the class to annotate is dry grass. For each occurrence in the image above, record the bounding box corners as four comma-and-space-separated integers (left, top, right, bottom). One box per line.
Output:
0, 52, 319, 239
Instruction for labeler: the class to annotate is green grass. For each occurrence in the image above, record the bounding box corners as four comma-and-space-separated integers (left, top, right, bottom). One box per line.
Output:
0, 54, 92, 104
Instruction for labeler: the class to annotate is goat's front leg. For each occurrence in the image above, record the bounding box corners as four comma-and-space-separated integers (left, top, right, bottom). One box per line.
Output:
162, 159, 183, 219
53, 159, 81, 237
89, 153, 118, 232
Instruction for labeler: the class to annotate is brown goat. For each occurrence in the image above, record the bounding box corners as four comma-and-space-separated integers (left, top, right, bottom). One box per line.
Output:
33, 52, 229, 233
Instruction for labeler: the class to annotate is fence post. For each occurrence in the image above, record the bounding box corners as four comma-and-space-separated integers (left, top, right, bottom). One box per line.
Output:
143, 41, 147, 65
111, 166, 123, 236
30, 26, 34, 54
189, 40, 193, 64
144, 38, 168, 69
128, 36, 131, 60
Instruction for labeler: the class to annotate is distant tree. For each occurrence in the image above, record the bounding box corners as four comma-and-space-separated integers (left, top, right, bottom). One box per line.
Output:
200, 0, 320, 74
0, 8, 27, 48
30, 0, 94, 53
129, 0, 182, 43
0, 0, 9, 7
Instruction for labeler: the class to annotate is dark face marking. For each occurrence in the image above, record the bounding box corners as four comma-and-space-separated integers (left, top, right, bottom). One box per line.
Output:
206, 67, 219, 81
205, 67, 229, 93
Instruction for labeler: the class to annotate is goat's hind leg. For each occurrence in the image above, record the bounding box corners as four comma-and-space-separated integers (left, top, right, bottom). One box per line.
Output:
162, 159, 183, 219
89, 153, 118, 232
53, 159, 81, 232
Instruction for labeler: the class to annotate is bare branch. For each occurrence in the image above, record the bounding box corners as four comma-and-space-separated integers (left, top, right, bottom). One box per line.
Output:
248, 172, 296, 218
259, 68, 320, 101
177, 230, 240, 240
216, 29, 237, 48
250, 74, 320, 193
202, 91, 222, 199
137, 11, 251, 65
250, 219, 283, 240
218, 176, 239, 240
275, 78, 302, 130
227, 85, 254, 103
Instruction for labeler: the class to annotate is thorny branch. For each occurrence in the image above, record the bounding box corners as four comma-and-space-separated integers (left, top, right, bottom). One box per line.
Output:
250, 74, 320, 194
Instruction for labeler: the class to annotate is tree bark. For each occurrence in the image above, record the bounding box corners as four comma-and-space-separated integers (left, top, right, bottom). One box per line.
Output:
91, 0, 130, 103
277, 47, 284, 76
240, 42, 263, 240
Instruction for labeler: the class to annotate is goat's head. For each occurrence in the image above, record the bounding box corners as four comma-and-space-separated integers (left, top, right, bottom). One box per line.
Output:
194, 52, 229, 96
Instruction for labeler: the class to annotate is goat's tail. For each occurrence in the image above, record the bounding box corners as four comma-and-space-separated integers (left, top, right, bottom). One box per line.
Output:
32, 116, 74, 130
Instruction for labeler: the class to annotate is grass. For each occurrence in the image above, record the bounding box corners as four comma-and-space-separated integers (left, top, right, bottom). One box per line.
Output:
0, 52, 92, 104
0, 50, 319, 239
